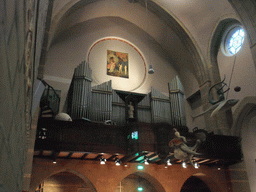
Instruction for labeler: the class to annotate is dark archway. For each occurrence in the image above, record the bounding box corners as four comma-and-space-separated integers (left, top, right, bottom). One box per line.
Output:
116, 172, 165, 192
180, 176, 211, 192
35, 171, 97, 192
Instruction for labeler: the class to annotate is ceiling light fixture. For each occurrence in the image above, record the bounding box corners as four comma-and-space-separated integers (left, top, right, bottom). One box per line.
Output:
146, 0, 154, 75
194, 162, 200, 169
182, 161, 187, 168
167, 159, 172, 166
115, 159, 121, 166
100, 158, 106, 165
148, 65, 154, 74
144, 157, 149, 165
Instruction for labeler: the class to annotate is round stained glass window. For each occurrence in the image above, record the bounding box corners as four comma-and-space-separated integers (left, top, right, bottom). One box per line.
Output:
224, 27, 245, 56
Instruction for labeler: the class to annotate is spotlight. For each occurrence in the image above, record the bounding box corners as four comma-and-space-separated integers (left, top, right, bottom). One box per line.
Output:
167, 159, 172, 166
194, 162, 200, 169
100, 158, 106, 165
144, 158, 149, 165
115, 159, 121, 166
53, 160, 57, 164
124, 163, 128, 167
182, 161, 187, 168
217, 167, 221, 170
165, 165, 168, 169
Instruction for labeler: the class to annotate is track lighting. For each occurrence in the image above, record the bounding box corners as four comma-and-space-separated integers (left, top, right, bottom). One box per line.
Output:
194, 162, 200, 169
182, 161, 187, 168
115, 159, 121, 166
144, 157, 149, 165
167, 159, 172, 166
100, 158, 106, 165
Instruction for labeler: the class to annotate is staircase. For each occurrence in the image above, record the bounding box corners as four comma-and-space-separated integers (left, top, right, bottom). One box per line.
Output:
39, 79, 60, 118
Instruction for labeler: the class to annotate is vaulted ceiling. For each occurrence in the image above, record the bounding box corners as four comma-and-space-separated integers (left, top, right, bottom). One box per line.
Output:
46, 0, 240, 92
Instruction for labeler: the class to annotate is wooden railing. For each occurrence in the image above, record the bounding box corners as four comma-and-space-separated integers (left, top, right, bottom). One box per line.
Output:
35, 120, 242, 166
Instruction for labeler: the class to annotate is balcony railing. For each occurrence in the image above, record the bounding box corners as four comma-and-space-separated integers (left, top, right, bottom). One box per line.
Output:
34, 120, 242, 167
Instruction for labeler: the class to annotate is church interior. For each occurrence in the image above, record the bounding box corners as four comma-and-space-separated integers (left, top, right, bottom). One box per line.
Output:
1, 0, 256, 192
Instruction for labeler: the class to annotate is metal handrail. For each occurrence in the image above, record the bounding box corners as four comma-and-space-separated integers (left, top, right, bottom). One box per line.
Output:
38, 78, 60, 115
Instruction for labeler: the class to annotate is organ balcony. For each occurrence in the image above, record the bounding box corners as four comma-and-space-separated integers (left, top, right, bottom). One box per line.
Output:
35, 65, 242, 167
34, 118, 243, 167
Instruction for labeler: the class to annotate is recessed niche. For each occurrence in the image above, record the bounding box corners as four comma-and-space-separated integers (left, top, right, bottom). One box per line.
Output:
88, 37, 147, 91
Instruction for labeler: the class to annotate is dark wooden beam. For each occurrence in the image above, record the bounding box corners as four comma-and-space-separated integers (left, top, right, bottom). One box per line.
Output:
108, 155, 118, 161
130, 152, 149, 163
94, 154, 103, 160
66, 152, 74, 159
81, 153, 89, 160
121, 152, 143, 163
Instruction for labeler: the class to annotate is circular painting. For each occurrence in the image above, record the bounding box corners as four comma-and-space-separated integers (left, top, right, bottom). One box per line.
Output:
88, 37, 147, 91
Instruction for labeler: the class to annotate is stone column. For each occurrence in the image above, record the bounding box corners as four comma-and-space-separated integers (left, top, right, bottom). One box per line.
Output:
226, 162, 251, 192
228, 0, 256, 68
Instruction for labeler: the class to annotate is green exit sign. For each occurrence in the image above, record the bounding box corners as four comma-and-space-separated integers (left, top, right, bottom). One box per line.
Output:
131, 131, 138, 140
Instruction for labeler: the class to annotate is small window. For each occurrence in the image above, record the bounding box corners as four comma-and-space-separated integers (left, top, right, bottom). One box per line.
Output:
223, 26, 245, 56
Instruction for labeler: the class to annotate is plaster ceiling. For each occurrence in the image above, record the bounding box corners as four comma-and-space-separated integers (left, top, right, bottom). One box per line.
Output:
48, 0, 239, 86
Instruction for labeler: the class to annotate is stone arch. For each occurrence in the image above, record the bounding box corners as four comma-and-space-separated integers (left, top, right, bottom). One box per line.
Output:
228, 0, 256, 75
228, 0, 256, 52
115, 172, 166, 192
231, 96, 256, 136
181, 173, 222, 192
32, 168, 97, 192
209, 18, 243, 85
45, 0, 206, 86
230, 96, 256, 192
205, 18, 245, 135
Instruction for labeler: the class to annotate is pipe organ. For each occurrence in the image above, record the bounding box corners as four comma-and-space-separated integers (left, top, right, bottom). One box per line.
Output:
70, 61, 92, 120
91, 81, 113, 122
168, 76, 186, 126
137, 93, 151, 123
68, 61, 186, 126
151, 87, 172, 124
112, 91, 126, 125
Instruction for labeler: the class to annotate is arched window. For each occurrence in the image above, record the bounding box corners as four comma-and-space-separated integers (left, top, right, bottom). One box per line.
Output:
222, 26, 245, 56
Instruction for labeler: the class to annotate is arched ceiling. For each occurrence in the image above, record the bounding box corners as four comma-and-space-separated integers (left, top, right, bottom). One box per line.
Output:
47, 0, 239, 88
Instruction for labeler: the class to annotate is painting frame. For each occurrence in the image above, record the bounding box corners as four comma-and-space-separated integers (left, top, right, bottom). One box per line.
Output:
107, 50, 129, 78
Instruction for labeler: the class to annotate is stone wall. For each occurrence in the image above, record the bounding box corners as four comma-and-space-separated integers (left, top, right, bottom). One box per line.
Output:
0, 1, 31, 191
0, 0, 52, 191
